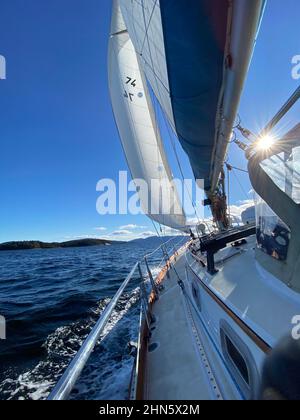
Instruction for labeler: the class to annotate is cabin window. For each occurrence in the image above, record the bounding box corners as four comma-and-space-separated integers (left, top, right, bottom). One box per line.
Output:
225, 335, 249, 385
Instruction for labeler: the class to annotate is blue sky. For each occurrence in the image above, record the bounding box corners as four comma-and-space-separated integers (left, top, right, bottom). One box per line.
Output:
0, 0, 299, 242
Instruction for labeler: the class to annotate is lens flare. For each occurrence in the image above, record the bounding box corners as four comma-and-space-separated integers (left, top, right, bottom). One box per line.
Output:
256, 134, 275, 151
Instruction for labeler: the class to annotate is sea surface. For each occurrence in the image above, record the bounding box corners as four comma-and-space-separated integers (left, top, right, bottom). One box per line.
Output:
0, 237, 186, 400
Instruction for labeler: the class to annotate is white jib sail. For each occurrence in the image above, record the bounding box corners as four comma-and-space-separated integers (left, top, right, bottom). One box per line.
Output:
118, 0, 176, 131
108, 0, 186, 231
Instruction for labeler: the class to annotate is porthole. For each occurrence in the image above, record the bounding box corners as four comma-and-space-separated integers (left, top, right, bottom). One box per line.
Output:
220, 320, 260, 399
225, 335, 250, 385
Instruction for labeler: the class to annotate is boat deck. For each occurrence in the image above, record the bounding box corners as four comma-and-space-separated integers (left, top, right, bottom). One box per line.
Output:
144, 253, 213, 400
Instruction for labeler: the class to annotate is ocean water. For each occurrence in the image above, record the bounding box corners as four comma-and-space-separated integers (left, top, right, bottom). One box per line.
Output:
0, 237, 185, 400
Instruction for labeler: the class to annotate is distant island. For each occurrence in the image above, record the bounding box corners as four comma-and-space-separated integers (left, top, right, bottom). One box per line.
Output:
0, 239, 123, 251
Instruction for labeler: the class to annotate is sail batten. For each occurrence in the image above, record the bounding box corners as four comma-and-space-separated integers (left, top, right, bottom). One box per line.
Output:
108, 0, 186, 231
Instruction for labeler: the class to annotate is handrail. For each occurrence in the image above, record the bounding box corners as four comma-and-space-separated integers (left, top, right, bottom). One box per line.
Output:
47, 235, 188, 400
144, 235, 186, 259
48, 262, 139, 400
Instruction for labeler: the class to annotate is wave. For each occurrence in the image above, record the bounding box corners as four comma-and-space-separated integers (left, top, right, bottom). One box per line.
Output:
0, 288, 140, 400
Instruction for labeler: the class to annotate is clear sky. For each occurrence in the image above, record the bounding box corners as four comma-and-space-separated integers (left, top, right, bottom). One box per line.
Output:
0, 0, 299, 242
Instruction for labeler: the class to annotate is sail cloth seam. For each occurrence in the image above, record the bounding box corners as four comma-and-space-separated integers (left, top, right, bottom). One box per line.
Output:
139, 0, 175, 126
111, 35, 149, 180
140, 0, 158, 55
111, 29, 128, 37
111, 39, 152, 218
121, 0, 177, 132
110, 24, 168, 228
128, 0, 170, 98
140, 0, 170, 132
112, 33, 165, 203
140, 0, 186, 226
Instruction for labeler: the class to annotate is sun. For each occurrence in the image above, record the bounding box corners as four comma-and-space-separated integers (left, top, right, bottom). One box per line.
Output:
256, 134, 275, 151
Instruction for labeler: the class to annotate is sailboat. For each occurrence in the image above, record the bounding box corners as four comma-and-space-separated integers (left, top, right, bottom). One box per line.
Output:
48, 0, 300, 400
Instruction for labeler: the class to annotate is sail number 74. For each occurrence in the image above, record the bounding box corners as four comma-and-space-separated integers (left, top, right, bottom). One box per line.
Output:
124, 76, 137, 102
126, 77, 136, 87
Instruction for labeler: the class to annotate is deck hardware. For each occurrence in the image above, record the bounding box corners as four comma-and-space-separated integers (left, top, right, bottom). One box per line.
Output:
178, 279, 185, 291
232, 239, 247, 247
150, 315, 157, 324
141, 298, 151, 332
183, 289, 223, 400
148, 342, 159, 353
144, 257, 159, 300
200, 225, 256, 275
162, 246, 171, 278
139, 264, 155, 327
127, 341, 138, 357
172, 245, 177, 261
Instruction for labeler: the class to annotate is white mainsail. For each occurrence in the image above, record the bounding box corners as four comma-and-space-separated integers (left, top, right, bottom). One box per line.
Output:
108, 0, 186, 231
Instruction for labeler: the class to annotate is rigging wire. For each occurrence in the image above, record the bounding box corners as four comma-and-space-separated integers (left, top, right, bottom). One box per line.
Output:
225, 162, 249, 174
149, 80, 208, 234
139, 7, 210, 235
231, 168, 250, 200
161, 113, 213, 234
227, 164, 231, 225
